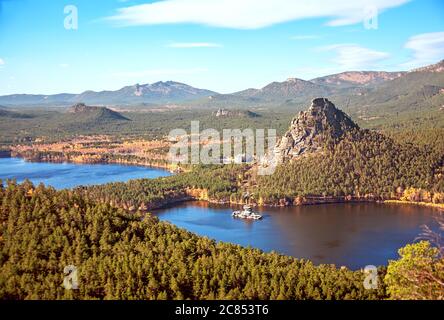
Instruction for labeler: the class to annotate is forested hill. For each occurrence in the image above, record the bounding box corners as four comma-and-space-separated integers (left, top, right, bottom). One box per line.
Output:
257, 128, 444, 205
0, 181, 386, 300
66, 103, 130, 122
258, 99, 444, 205
274, 98, 359, 162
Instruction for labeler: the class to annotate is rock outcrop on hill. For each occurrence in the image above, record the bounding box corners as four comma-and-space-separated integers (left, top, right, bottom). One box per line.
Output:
274, 98, 358, 162
411, 59, 444, 73
67, 103, 130, 122
311, 71, 405, 88
214, 108, 260, 118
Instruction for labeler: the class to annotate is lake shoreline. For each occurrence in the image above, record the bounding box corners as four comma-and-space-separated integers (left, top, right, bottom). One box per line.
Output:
9, 152, 180, 173
5, 155, 443, 212
145, 194, 444, 212
384, 200, 444, 211
0, 157, 172, 190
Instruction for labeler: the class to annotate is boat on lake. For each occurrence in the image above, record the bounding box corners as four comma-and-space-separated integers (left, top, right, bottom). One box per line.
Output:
232, 205, 262, 220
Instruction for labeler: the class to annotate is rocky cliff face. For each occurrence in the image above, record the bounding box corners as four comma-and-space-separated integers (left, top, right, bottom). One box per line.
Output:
274, 98, 358, 162
311, 71, 405, 87
411, 59, 444, 73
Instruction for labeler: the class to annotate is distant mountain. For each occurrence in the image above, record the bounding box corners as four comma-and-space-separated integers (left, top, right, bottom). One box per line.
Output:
66, 103, 130, 122
222, 60, 444, 117
218, 61, 443, 111
73, 81, 216, 105
234, 78, 332, 103
340, 60, 444, 116
0, 81, 217, 106
410, 60, 444, 73
1, 60, 443, 113
311, 71, 405, 88
0, 94, 76, 106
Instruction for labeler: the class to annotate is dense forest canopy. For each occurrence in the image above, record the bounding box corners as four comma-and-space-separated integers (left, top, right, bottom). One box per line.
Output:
257, 129, 444, 203
0, 181, 388, 300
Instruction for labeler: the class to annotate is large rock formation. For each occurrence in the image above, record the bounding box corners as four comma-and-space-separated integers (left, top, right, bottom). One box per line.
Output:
274, 98, 358, 162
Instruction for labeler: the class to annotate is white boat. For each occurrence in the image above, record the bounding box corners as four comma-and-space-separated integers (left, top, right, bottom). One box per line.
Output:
232, 205, 262, 220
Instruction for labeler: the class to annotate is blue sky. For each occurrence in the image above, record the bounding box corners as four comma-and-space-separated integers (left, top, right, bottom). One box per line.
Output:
0, 0, 443, 95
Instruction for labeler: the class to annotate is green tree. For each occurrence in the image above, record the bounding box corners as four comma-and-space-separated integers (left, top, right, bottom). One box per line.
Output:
384, 241, 444, 299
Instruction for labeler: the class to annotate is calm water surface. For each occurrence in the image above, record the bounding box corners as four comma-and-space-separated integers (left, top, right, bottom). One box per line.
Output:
0, 157, 171, 189
154, 201, 440, 269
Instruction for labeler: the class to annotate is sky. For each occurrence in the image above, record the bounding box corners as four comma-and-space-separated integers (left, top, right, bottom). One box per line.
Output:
0, 0, 443, 95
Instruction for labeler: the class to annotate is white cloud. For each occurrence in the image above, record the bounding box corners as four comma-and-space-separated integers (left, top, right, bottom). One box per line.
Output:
402, 31, 444, 68
111, 67, 208, 78
106, 0, 410, 29
167, 42, 222, 48
0, 58, 4, 66
319, 44, 389, 69
59, 63, 70, 68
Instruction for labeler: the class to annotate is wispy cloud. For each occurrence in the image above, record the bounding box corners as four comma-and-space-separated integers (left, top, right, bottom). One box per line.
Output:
319, 44, 389, 69
105, 0, 410, 29
59, 63, 70, 68
167, 42, 222, 48
402, 31, 444, 68
111, 68, 208, 78
290, 35, 320, 40
0, 58, 4, 67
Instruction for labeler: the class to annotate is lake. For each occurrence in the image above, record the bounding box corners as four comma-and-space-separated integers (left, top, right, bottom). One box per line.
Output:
154, 201, 440, 269
0, 157, 171, 189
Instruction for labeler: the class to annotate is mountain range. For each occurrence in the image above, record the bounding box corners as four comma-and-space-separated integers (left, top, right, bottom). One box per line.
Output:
1, 60, 443, 115
0, 81, 216, 106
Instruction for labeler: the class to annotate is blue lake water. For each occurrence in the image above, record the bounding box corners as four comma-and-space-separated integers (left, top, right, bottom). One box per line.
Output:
0, 157, 171, 189
154, 201, 441, 269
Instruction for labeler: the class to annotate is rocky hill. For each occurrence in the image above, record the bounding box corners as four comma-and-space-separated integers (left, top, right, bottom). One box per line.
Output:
66, 103, 130, 122
411, 59, 444, 73
340, 60, 444, 117
311, 71, 405, 88
274, 98, 358, 162
234, 78, 332, 102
